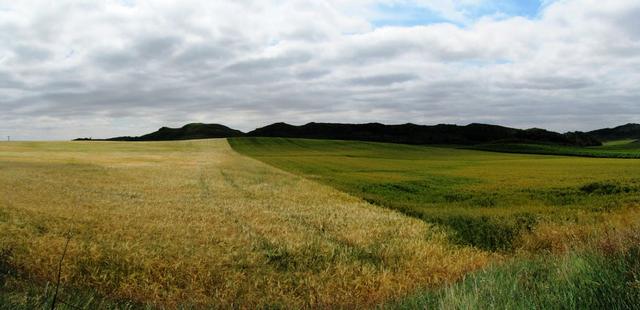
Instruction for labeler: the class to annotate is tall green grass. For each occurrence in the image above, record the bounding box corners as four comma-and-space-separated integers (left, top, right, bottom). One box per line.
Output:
392, 247, 640, 309
231, 137, 640, 307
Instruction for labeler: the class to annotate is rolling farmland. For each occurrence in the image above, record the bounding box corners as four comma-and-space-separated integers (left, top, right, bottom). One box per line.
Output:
6, 0, 640, 307
0, 138, 638, 308
230, 137, 640, 308
229, 138, 640, 249
0, 139, 489, 308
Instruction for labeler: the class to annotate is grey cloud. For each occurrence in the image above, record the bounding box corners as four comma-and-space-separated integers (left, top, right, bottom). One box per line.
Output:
495, 76, 593, 90
589, 4, 640, 40
225, 51, 312, 73
295, 69, 331, 80
93, 50, 138, 69
342, 39, 419, 63
93, 35, 184, 70
348, 73, 418, 86
12, 44, 52, 64
284, 27, 331, 42
41, 80, 87, 91
135, 36, 183, 59
617, 7, 640, 40
0, 72, 26, 89
173, 43, 231, 67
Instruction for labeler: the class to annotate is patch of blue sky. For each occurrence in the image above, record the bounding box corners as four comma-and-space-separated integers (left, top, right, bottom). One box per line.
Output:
371, 3, 455, 27
470, 0, 542, 20
371, 0, 543, 28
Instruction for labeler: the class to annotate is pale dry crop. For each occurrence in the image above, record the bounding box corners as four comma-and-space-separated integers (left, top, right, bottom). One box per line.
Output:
0, 139, 491, 308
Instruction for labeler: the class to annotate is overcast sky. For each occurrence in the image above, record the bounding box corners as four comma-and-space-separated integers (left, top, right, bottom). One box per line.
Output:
2, 0, 639, 140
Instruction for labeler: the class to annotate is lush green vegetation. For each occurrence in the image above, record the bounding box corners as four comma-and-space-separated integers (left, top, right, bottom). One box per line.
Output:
391, 208, 640, 309
393, 249, 640, 309
602, 139, 639, 147
231, 137, 640, 308
472, 139, 640, 158
230, 137, 640, 251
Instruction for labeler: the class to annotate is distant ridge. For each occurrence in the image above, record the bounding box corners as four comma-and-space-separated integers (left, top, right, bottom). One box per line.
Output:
588, 123, 640, 141
104, 123, 244, 141
247, 122, 601, 147
81, 121, 604, 147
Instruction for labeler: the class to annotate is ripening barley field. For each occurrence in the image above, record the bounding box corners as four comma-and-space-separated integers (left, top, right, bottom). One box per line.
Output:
1, 138, 640, 309
0, 139, 490, 308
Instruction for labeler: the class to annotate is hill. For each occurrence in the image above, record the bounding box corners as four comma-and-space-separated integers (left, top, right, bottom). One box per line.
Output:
588, 123, 640, 141
87, 121, 602, 147
106, 123, 244, 141
247, 122, 601, 146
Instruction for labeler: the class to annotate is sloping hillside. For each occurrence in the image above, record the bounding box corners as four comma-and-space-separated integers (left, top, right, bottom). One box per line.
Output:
87, 121, 601, 147
107, 123, 244, 141
247, 122, 601, 146
589, 123, 640, 141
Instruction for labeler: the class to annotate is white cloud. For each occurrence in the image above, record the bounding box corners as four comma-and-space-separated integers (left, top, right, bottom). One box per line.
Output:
1, 0, 640, 139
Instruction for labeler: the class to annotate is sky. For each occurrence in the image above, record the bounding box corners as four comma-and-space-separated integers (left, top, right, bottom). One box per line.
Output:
1, 0, 640, 140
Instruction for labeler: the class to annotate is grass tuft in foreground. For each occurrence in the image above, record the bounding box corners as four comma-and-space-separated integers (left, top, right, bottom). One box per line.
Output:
392, 250, 640, 309
390, 210, 640, 309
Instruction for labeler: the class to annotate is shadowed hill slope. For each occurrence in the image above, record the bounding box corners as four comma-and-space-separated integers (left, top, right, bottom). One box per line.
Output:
589, 123, 640, 141
106, 123, 244, 141
89, 121, 602, 147
247, 122, 601, 146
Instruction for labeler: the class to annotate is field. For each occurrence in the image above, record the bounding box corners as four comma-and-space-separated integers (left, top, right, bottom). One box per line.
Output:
472, 139, 640, 158
1, 138, 639, 308
230, 137, 640, 308
0, 139, 490, 308
229, 138, 640, 250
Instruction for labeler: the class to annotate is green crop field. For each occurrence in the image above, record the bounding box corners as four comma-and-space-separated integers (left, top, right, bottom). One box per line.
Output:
230, 137, 640, 308
229, 137, 640, 250
472, 139, 640, 158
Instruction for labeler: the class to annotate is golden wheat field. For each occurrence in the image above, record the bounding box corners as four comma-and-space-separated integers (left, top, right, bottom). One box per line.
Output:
0, 139, 491, 308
